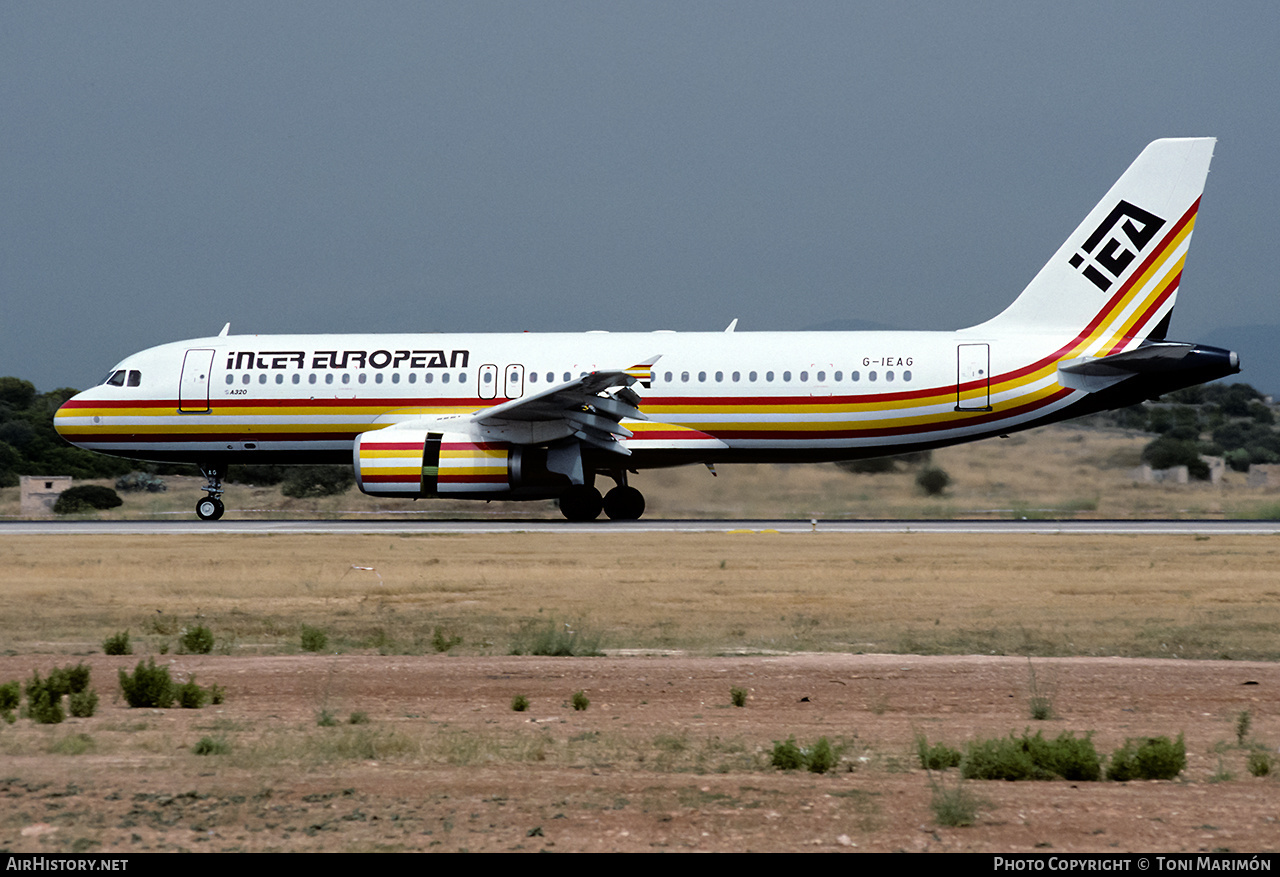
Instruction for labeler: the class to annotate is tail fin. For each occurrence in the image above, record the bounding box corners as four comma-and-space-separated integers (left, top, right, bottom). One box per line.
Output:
972, 138, 1215, 354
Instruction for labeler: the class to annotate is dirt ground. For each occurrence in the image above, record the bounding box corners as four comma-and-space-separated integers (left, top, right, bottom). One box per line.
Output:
1, 652, 1275, 853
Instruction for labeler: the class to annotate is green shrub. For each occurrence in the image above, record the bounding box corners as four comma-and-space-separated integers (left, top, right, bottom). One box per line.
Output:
348, 711, 370, 725
511, 694, 530, 712
25, 673, 65, 724
730, 686, 747, 708
571, 690, 590, 711
193, 736, 230, 756
300, 624, 328, 652
118, 658, 175, 708
103, 630, 132, 656
179, 624, 214, 655
115, 472, 167, 493
1247, 749, 1272, 777
806, 737, 838, 774
316, 709, 337, 727
916, 466, 951, 496
771, 737, 807, 771
1236, 710, 1252, 746
963, 731, 1100, 782
916, 735, 962, 771
52, 485, 123, 514
208, 683, 225, 705
176, 678, 208, 709
0, 680, 19, 713
1106, 735, 1186, 781
68, 689, 98, 718
930, 775, 983, 827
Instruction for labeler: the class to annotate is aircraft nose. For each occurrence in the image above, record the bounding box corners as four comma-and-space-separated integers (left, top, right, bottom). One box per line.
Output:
53, 392, 84, 445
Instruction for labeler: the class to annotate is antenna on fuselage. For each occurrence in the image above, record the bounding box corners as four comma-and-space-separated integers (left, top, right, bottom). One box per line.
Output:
218, 322, 230, 337
724, 318, 738, 333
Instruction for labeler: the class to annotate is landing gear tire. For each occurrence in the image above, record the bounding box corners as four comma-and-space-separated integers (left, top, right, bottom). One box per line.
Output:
603, 486, 645, 520
196, 497, 225, 521
558, 485, 603, 521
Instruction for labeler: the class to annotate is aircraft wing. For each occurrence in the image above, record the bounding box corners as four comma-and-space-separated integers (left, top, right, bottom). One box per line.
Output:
472, 357, 658, 455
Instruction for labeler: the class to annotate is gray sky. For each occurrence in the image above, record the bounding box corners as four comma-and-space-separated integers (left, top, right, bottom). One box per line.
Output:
4, 2, 1278, 392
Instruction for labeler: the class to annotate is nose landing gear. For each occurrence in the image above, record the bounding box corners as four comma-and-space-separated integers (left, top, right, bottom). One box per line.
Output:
195, 464, 226, 521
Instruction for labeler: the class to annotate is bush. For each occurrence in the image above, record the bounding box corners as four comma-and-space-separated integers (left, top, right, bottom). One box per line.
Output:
930, 775, 983, 827
348, 711, 370, 725
193, 736, 230, 756
511, 694, 530, 712
118, 659, 175, 708
1106, 735, 1186, 781
1247, 749, 1272, 778
103, 630, 132, 656
25, 673, 64, 724
0, 680, 19, 714
68, 689, 98, 718
771, 737, 807, 771
281, 466, 354, 498
571, 690, 590, 711
916, 467, 951, 496
179, 624, 214, 655
208, 683, 225, 705
176, 678, 208, 709
115, 472, 167, 493
730, 686, 747, 708
300, 624, 328, 652
916, 735, 962, 771
963, 731, 1101, 782
806, 737, 838, 774
52, 485, 123, 514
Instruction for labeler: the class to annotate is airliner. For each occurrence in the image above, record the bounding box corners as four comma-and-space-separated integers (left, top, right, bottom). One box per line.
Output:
54, 138, 1239, 521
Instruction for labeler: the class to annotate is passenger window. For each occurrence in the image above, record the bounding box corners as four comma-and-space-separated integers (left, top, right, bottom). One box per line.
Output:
698, 371, 707, 382
563, 372, 571, 382
851, 371, 860, 382
483, 372, 493, 384
358, 373, 367, 384
834, 371, 842, 381
375, 373, 384, 384
783, 371, 792, 382
258, 374, 267, 384
407, 373, 416, 384
241, 374, 250, 385
816, 371, 825, 382
664, 371, 673, 383
749, 371, 757, 382
459, 373, 467, 383
886, 371, 894, 382
275, 374, 283, 384
903, 370, 912, 382
714, 371, 723, 382
225, 375, 234, 385
424, 373, 433, 383
800, 371, 808, 382
732, 371, 740, 382
391, 373, 399, 384
292, 374, 300, 384
765, 371, 774, 382
442, 373, 450, 384
869, 371, 877, 382
342, 374, 351, 384
529, 372, 537, 383
681, 372, 690, 383
325, 374, 334, 385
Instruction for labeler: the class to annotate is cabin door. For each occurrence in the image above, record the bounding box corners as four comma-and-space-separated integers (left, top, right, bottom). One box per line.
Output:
955, 343, 992, 412
179, 348, 215, 413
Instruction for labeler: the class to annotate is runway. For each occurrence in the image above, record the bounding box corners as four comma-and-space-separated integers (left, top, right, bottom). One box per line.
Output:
4, 518, 1280, 535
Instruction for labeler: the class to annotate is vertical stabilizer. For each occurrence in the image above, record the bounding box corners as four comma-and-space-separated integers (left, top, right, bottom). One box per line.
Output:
972, 138, 1215, 354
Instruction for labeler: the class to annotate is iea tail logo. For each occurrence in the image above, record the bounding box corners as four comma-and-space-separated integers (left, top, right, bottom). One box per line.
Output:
1068, 200, 1166, 292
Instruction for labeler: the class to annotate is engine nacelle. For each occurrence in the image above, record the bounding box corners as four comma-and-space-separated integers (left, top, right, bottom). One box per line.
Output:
354, 429, 570, 499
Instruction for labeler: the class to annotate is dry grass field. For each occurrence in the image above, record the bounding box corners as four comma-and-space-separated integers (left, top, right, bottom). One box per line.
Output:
0, 528, 1278, 852
2, 423, 1279, 852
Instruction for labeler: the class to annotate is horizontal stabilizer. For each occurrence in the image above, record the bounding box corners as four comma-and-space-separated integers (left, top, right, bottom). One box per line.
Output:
1058, 342, 1240, 393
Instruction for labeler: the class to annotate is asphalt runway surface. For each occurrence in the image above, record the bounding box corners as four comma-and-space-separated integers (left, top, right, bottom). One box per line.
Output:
4, 518, 1280, 535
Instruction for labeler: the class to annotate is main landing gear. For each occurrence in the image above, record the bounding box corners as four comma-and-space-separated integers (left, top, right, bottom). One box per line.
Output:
195, 464, 226, 521
558, 476, 645, 522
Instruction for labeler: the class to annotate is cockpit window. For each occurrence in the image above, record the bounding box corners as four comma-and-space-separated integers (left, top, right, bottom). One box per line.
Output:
105, 370, 126, 387
127, 370, 141, 387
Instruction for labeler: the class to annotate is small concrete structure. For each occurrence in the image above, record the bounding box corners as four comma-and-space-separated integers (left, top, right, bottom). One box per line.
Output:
20, 475, 72, 515
1247, 463, 1280, 489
